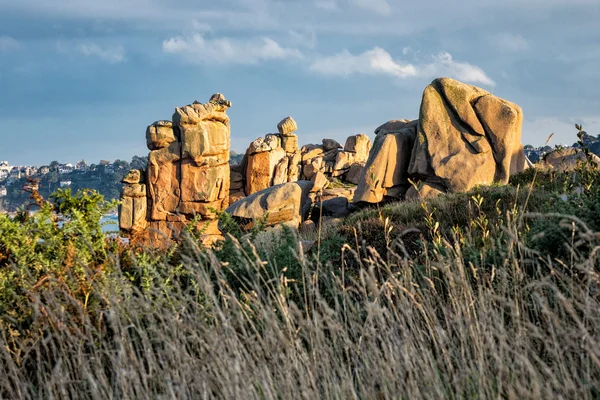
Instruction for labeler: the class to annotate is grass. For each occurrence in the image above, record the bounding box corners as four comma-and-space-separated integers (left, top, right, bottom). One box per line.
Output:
1, 166, 600, 398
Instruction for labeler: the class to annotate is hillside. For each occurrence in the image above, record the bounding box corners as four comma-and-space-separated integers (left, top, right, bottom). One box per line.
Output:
1, 163, 600, 398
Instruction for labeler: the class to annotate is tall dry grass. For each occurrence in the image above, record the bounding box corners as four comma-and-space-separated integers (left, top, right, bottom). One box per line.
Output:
1, 210, 599, 399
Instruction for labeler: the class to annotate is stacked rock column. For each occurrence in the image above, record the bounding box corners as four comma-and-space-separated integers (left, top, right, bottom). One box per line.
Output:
174, 94, 231, 243
119, 169, 148, 232
119, 94, 232, 247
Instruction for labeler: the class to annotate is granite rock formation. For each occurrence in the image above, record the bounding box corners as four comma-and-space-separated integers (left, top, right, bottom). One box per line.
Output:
355, 78, 529, 203
230, 117, 372, 205
119, 94, 232, 247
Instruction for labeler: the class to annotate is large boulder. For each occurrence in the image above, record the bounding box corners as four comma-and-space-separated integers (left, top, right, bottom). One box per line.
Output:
353, 120, 417, 203
354, 77, 529, 204
408, 77, 527, 193
224, 181, 314, 230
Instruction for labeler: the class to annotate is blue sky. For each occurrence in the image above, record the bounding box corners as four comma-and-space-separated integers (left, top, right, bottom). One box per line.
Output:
1, 0, 599, 166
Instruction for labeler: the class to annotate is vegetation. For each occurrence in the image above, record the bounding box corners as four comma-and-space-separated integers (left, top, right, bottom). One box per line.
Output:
1, 130, 600, 398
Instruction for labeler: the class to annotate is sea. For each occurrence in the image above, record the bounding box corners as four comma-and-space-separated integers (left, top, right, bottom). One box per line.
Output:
101, 213, 120, 233
2, 210, 121, 234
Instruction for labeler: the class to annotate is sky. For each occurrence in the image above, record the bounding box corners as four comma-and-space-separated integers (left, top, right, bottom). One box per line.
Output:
1, 0, 599, 166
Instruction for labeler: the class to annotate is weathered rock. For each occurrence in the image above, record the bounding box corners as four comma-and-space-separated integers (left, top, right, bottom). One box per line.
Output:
180, 161, 229, 204
122, 169, 143, 184
321, 187, 356, 202
541, 148, 600, 172
147, 142, 181, 220
230, 180, 244, 191
405, 181, 446, 200
146, 121, 177, 151
323, 138, 342, 151
281, 134, 298, 153
333, 151, 357, 171
277, 116, 298, 136
353, 122, 417, 203
301, 144, 321, 153
303, 157, 324, 180
344, 134, 372, 159
121, 93, 232, 248
245, 147, 286, 195
132, 197, 148, 230
230, 170, 243, 180
265, 134, 281, 150
273, 157, 289, 185
320, 197, 352, 218
229, 190, 246, 206
302, 146, 324, 161
345, 163, 365, 185
287, 152, 302, 182
178, 197, 228, 219
248, 137, 271, 154
174, 95, 230, 159
374, 119, 412, 135
122, 183, 147, 198
224, 181, 314, 230
311, 171, 328, 193
119, 183, 148, 232
119, 197, 133, 231
300, 220, 316, 233
408, 77, 525, 193
323, 148, 340, 162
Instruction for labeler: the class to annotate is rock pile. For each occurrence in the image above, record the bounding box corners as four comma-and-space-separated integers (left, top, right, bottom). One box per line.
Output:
119, 78, 532, 244
119, 94, 232, 247
354, 78, 530, 204
230, 117, 372, 206
540, 148, 600, 172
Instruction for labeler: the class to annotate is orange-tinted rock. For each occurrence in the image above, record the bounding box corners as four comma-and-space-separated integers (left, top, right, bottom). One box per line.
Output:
178, 197, 228, 219
180, 161, 229, 203
146, 120, 177, 151
245, 147, 286, 195
147, 142, 181, 221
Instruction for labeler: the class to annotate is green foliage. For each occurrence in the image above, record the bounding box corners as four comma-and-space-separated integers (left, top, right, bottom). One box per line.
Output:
0, 188, 118, 336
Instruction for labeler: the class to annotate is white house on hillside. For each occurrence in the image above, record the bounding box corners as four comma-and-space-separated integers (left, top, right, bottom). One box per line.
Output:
58, 163, 74, 174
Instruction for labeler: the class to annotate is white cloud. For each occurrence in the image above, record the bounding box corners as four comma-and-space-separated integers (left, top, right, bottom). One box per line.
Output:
351, 0, 391, 15
421, 52, 495, 86
490, 33, 528, 52
56, 41, 126, 63
310, 47, 495, 86
315, 0, 338, 11
162, 33, 303, 64
0, 35, 22, 51
310, 47, 417, 78
78, 43, 126, 63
